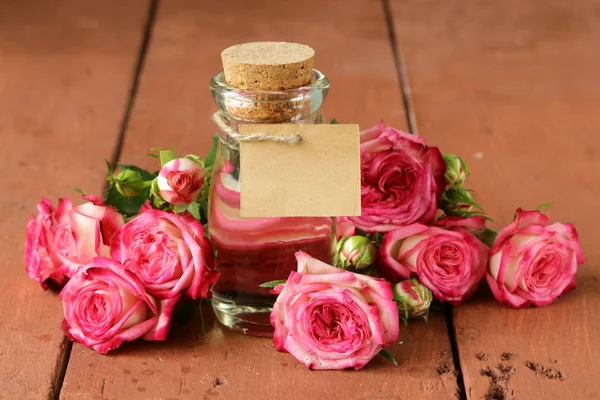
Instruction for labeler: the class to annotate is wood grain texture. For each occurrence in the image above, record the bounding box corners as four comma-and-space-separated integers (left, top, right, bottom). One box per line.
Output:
389, 0, 600, 398
64, 307, 455, 400
0, 1, 149, 398
60, 1, 457, 399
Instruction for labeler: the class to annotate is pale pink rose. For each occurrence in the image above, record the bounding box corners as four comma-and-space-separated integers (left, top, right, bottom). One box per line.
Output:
25, 196, 124, 288
377, 216, 489, 306
347, 122, 446, 233
487, 209, 584, 309
60, 257, 177, 354
157, 158, 204, 205
271, 252, 399, 370
111, 205, 217, 299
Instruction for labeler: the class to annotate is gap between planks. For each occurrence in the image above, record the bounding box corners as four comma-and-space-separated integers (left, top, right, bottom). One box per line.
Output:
52, 1, 160, 398
381, 0, 418, 136
108, 0, 161, 171
381, 0, 467, 398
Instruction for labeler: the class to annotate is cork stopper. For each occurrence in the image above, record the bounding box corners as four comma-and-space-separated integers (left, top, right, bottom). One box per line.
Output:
221, 42, 314, 91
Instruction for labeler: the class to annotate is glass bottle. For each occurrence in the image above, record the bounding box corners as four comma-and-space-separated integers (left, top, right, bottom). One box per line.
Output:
208, 69, 335, 336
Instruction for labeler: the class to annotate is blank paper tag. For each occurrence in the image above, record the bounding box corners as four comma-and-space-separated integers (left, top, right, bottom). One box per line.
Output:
239, 124, 361, 218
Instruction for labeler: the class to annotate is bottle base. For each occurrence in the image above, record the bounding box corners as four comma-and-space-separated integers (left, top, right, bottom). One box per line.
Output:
211, 294, 275, 337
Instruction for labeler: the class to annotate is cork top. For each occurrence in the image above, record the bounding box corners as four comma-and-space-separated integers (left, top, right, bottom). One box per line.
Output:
221, 42, 315, 91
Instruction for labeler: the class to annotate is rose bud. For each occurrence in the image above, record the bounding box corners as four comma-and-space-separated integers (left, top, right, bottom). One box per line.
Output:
393, 278, 433, 322
487, 208, 584, 309
115, 168, 145, 197
271, 252, 399, 370
377, 216, 489, 306
25, 196, 124, 288
347, 122, 446, 233
156, 157, 204, 205
60, 257, 178, 354
442, 153, 468, 187
111, 205, 217, 300
336, 235, 376, 270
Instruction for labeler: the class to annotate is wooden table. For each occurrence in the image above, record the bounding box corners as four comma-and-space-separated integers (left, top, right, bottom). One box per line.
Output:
2, 0, 598, 399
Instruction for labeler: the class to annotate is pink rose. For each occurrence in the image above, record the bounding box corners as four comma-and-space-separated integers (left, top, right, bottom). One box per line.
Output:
335, 217, 356, 239
111, 205, 217, 299
157, 158, 204, 205
271, 252, 399, 370
25, 196, 124, 288
60, 257, 177, 354
347, 122, 446, 233
487, 209, 584, 308
377, 216, 489, 306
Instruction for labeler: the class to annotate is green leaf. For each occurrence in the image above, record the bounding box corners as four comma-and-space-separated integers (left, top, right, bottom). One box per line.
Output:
116, 164, 157, 181
204, 134, 219, 172
187, 201, 201, 220
479, 228, 498, 248
105, 160, 114, 176
259, 280, 287, 288
201, 198, 210, 225
329, 118, 339, 124
73, 187, 86, 195
379, 350, 398, 366
104, 183, 151, 217
159, 149, 178, 166
535, 201, 554, 210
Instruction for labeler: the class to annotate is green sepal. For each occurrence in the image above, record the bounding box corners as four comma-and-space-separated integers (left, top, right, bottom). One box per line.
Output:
535, 201, 554, 210
184, 154, 205, 168
379, 350, 398, 366
440, 187, 491, 220
73, 187, 87, 195
259, 280, 287, 288
159, 149, 178, 166
105, 160, 114, 176
442, 153, 469, 187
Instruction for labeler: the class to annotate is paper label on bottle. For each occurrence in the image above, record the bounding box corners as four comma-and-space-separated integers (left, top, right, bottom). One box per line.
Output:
239, 124, 361, 218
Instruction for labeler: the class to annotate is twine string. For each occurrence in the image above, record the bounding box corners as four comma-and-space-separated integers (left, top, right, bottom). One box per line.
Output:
211, 112, 302, 145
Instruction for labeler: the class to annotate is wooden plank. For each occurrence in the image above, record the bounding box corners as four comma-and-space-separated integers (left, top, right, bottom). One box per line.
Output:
60, 1, 458, 399
389, 0, 600, 398
0, 1, 149, 398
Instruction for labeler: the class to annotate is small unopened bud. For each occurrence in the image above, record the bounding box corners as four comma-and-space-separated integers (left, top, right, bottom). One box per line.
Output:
443, 154, 468, 187
393, 278, 433, 321
115, 169, 144, 197
336, 236, 376, 271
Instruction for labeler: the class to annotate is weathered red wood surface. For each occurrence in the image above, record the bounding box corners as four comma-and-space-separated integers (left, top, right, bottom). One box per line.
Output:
0, 1, 148, 398
390, 0, 600, 398
59, 1, 457, 399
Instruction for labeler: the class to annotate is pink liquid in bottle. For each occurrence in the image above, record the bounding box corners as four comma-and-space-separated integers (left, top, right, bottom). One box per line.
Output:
209, 165, 334, 336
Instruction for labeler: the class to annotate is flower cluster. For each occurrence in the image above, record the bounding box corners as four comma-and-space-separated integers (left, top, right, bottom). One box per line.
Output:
24, 122, 584, 370
25, 150, 217, 353
267, 122, 583, 370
